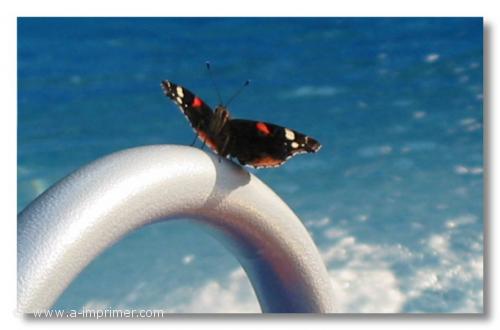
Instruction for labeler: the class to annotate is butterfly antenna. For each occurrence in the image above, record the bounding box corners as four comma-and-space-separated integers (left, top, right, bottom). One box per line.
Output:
226, 79, 251, 107
205, 61, 224, 105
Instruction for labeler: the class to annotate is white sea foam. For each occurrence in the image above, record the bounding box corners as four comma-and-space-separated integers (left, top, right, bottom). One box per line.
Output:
324, 228, 347, 239
425, 53, 440, 63
358, 145, 393, 158
321, 235, 410, 312
182, 254, 195, 265
469, 62, 480, 69
427, 234, 450, 256
459, 75, 470, 83
400, 141, 437, 153
329, 268, 405, 313
123, 281, 146, 305
167, 268, 260, 313
357, 214, 369, 222
407, 233, 483, 312
83, 299, 110, 311
82, 218, 483, 313
445, 214, 477, 229
321, 227, 482, 313
413, 111, 426, 119
454, 165, 483, 175
31, 178, 48, 195
282, 86, 339, 98
458, 117, 482, 132
305, 216, 331, 228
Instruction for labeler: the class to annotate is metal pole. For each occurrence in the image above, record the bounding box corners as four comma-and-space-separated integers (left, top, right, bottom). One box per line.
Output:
18, 145, 335, 313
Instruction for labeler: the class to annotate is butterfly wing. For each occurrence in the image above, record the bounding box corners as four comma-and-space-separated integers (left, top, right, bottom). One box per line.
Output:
225, 119, 321, 168
161, 80, 218, 149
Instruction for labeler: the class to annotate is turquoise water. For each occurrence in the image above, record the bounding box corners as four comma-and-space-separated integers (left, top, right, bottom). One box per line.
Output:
18, 18, 483, 313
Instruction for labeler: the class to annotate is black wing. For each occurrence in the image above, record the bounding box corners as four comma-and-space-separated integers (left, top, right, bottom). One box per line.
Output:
161, 80, 220, 150
225, 119, 321, 168
161, 80, 213, 129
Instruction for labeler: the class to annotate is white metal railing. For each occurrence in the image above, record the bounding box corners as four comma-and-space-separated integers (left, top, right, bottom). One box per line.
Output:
17, 145, 335, 313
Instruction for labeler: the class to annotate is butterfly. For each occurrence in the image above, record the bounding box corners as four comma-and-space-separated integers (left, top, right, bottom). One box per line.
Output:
161, 80, 321, 168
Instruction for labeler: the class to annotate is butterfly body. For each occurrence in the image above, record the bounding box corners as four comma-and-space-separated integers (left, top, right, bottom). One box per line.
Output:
161, 80, 321, 168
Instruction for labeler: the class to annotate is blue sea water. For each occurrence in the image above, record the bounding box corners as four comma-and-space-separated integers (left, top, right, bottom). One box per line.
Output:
18, 18, 483, 313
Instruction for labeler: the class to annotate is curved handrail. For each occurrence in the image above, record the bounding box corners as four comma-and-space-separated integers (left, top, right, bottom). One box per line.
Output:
17, 145, 335, 313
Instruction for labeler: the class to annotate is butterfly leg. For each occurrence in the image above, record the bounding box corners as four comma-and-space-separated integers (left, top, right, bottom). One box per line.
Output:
190, 133, 198, 147
217, 135, 230, 163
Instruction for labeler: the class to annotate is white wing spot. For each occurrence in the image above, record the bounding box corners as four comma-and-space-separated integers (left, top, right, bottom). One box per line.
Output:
285, 128, 295, 141
291, 142, 299, 149
176, 96, 183, 104
176, 86, 184, 98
